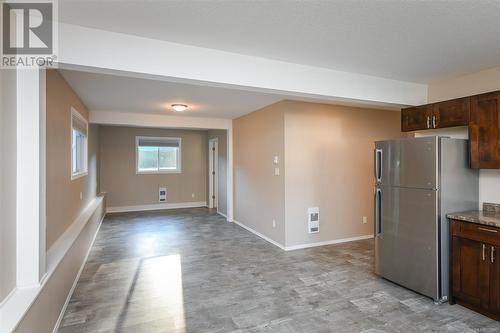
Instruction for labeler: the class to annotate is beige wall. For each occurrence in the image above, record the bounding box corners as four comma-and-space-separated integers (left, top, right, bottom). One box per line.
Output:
427, 65, 500, 206
233, 102, 286, 245
428, 65, 500, 103
0, 69, 17, 302
15, 197, 105, 333
46, 70, 99, 249
100, 126, 208, 208
233, 100, 403, 247
207, 130, 228, 216
283, 101, 404, 246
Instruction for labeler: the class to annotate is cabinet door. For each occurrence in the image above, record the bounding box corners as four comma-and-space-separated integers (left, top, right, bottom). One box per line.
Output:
401, 105, 432, 132
470, 92, 500, 169
434, 97, 470, 128
452, 237, 490, 308
490, 246, 500, 315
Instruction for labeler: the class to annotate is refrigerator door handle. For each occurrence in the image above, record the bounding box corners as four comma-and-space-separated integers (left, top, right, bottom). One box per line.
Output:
375, 149, 383, 183
374, 188, 382, 236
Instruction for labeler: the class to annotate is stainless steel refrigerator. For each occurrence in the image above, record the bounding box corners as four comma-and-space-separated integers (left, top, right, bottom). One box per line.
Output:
374, 136, 479, 302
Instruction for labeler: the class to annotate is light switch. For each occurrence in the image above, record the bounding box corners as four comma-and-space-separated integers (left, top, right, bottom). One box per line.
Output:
274, 167, 280, 176
273, 155, 279, 164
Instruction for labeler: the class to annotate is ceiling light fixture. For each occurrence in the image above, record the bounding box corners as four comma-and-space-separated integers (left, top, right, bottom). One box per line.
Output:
171, 104, 188, 112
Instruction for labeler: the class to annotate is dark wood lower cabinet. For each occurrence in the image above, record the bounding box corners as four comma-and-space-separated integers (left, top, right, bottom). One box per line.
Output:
450, 219, 500, 321
491, 246, 500, 316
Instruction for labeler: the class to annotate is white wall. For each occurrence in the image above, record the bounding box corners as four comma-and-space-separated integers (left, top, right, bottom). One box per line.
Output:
427, 65, 500, 207
0, 69, 18, 303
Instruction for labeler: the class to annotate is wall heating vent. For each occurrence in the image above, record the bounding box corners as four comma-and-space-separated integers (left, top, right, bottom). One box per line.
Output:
308, 207, 320, 233
159, 187, 167, 202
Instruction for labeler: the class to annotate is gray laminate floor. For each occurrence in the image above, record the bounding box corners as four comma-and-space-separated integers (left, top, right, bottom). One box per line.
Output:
59, 208, 500, 333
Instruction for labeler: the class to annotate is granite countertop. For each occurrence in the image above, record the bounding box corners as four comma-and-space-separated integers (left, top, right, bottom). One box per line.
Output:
448, 203, 500, 228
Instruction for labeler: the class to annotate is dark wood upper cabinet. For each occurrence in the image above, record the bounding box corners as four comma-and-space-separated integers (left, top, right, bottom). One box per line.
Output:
401, 105, 432, 132
434, 97, 470, 128
402, 98, 470, 132
401, 90, 500, 169
470, 92, 500, 169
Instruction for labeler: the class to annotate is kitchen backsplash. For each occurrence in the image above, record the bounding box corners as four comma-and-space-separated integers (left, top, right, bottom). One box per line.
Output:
483, 202, 500, 214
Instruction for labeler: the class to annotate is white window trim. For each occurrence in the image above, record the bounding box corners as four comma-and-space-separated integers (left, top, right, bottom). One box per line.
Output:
70, 107, 88, 180
135, 136, 182, 174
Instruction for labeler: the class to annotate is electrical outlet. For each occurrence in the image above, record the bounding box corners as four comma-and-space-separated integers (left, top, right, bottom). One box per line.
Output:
272, 219, 276, 228
274, 167, 280, 176
362, 216, 368, 224
192, 193, 195, 198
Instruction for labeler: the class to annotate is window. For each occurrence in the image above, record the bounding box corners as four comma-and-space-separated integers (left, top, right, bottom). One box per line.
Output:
136, 136, 182, 174
71, 108, 88, 180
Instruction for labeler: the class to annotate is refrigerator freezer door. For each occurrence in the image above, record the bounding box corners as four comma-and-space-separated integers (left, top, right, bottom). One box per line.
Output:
375, 185, 440, 300
375, 137, 438, 190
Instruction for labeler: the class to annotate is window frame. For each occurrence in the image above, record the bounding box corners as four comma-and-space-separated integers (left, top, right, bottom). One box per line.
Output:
70, 107, 88, 180
135, 136, 182, 174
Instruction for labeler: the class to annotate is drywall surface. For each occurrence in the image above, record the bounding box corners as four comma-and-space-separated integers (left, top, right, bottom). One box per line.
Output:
233, 102, 286, 245
99, 126, 208, 208
46, 70, 99, 249
283, 101, 404, 247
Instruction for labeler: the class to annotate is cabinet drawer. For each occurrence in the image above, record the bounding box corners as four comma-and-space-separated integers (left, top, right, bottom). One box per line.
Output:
452, 220, 500, 245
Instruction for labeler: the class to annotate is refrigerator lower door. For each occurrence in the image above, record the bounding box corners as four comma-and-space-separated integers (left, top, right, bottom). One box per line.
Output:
375, 186, 440, 301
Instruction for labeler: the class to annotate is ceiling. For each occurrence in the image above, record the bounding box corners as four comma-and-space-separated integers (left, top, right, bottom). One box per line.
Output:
59, 70, 283, 118
59, 0, 500, 83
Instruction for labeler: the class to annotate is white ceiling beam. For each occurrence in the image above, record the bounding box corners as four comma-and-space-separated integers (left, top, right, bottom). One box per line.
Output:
59, 23, 427, 106
89, 110, 232, 130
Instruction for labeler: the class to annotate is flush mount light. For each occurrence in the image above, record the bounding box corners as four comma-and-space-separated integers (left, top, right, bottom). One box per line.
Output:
171, 104, 188, 112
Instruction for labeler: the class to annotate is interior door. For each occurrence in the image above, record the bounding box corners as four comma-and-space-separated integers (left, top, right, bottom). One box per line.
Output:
375, 186, 439, 300
208, 139, 218, 209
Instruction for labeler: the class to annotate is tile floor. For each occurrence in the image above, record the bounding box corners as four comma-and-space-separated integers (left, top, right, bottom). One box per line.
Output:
58, 208, 500, 332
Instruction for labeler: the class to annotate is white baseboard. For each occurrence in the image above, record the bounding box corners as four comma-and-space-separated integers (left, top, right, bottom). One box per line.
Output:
284, 235, 374, 251
217, 211, 228, 220
52, 212, 106, 333
232, 219, 373, 251
232, 220, 286, 250
106, 201, 207, 214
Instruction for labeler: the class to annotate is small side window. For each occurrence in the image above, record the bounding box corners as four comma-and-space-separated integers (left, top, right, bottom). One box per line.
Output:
71, 108, 88, 180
